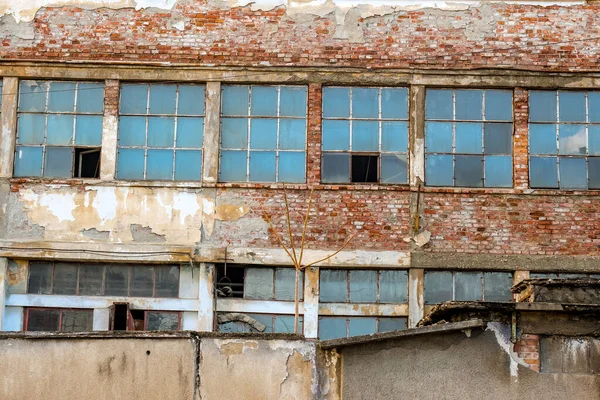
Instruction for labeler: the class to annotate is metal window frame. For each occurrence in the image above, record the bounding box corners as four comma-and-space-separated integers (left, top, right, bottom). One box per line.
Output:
241, 265, 305, 302
317, 315, 408, 339
423, 270, 514, 304
217, 312, 304, 334
320, 268, 409, 305
23, 307, 93, 332
143, 310, 182, 330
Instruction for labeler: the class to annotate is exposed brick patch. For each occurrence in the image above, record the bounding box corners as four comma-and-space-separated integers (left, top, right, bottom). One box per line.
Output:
513, 334, 540, 372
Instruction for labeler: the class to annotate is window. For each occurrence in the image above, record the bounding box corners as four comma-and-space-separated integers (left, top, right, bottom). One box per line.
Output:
318, 316, 407, 340
319, 269, 408, 303
529, 90, 600, 189
27, 262, 180, 298
425, 89, 513, 187
321, 87, 409, 184
13, 80, 105, 178
215, 264, 303, 301
218, 313, 303, 334
25, 308, 93, 332
117, 83, 205, 181
219, 85, 307, 183
424, 271, 513, 304
530, 272, 600, 279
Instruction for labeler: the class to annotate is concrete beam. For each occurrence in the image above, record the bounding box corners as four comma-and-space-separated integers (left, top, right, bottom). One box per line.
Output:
0, 78, 18, 178
318, 303, 408, 317
198, 263, 215, 332
408, 268, 424, 328
216, 298, 304, 314
202, 82, 221, 184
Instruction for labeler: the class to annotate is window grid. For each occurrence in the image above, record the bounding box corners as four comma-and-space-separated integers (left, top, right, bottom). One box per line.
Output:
318, 316, 407, 340
117, 83, 205, 181
24, 307, 93, 332
319, 269, 408, 304
423, 271, 513, 304
243, 267, 304, 302
217, 313, 304, 334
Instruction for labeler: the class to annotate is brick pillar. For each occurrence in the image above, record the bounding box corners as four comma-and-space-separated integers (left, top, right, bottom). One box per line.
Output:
513, 88, 529, 189
306, 83, 322, 185
100, 80, 120, 180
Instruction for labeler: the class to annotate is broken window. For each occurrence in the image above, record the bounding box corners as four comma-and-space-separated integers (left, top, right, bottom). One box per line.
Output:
215, 264, 303, 301
318, 316, 407, 340
110, 304, 181, 331
27, 262, 180, 298
424, 271, 513, 304
321, 87, 409, 184
217, 313, 303, 334
319, 269, 407, 303
13, 81, 105, 178
219, 85, 307, 183
425, 89, 513, 187
25, 308, 93, 332
529, 90, 600, 189
117, 83, 205, 181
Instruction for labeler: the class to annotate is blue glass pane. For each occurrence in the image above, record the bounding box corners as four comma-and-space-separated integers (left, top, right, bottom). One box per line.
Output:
44, 147, 73, 178
17, 114, 45, 145
279, 119, 306, 150
279, 152, 305, 183
485, 90, 512, 121
249, 151, 276, 182
221, 118, 248, 149
149, 84, 177, 114
75, 115, 103, 146
147, 117, 175, 147
175, 150, 202, 181
146, 149, 174, 180
117, 148, 145, 180
588, 158, 600, 189
455, 272, 482, 301
348, 317, 376, 337
381, 154, 408, 184
176, 117, 204, 148
425, 122, 453, 153
219, 150, 247, 182
379, 318, 407, 333
319, 318, 346, 340
250, 118, 277, 149
118, 116, 146, 146
589, 126, 600, 155
530, 91, 557, 122
14, 146, 43, 177
455, 122, 482, 154
559, 157, 587, 190
382, 121, 408, 152
485, 155, 512, 188
379, 270, 408, 303
76, 83, 104, 113
455, 155, 483, 187
381, 88, 408, 119
222, 86, 249, 116
274, 316, 302, 333
352, 88, 378, 118
178, 85, 205, 116
48, 82, 76, 112
589, 92, 600, 123
559, 92, 586, 122
251, 86, 278, 116
352, 121, 378, 151
559, 124, 587, 155
529, 124, 557, 154
424, 271, 453, 304
426, 89, 453, 120
484, 123, 512, 155
120, 84, 148, 114
320, 270, 347, 302
530, 156, 558, 188
426, 154, 453, 186
322, 120, 350, 151
484, 272, 513, 302
456, 90, 482, 120
19, 81, 48, 112
349, 270, 377, 303
46, 114, 74, 145
322, 153, 350, 183
323, 87, 350, 118
280, 87, 307, 117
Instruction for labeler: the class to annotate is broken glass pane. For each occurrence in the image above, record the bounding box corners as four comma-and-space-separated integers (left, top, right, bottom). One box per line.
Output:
154, 266, 180, 298
178, 85, 205, 116
244, 268, 274, 300
53, 263, 78, 295
76, 83, 104, 114
14, 146, 43, 177
275, 315, 302, 333
17, 114, 46, 145
322, 120, 350, 151
120, 84, 148, 114
222, 86, 249, 116
349, 270, 377, 303
279, 87, 307, 117
117, 148, 145, 180
426, 89, 453, 120
322, 153, 350, 183
559, 92, 586, 123
348, 317, 377, 337
44, 147, 73, 178
352, 121, 379, 151
176, 117, 204, 148
381, 154, 407, 184
320, 270, 347, 302
559, 157, 587, 190
79, 265, 104, 296
424, 271, 453, 304
250, 119, 278, 149
221, 118, 248, 149
146, 312, 179, 330
352, 88, 378, 118
529, 124, 557, 155
455, 122, 483, 154
19, 81, 48, 112
48, 82, 76, 112
455, 90, 482, 121
26, 309, 60, 331
75, 115, 103, 146
425, 154, 453, 186
46, 114, 74, 145
249, 151, 276, 182
454, 272, 483, 301
130, 266, 154, 297
219, 150, 247, 182
379, 270, 408, 303
146, 149, 173, 180
455, 155, 483, 187
28, 262, 53, 294
61, 310, 93, 332
381, 121, 408, 152
279, 119, 306, 150
175, 150, 202, 181
378, 317, 407, 333
323, 87, 350, 118
319, 317, 346, 340
104, 265, 129, 296
485, 90, 512, 121
275, 268, 303, 301
484, 272, 512, 302
425, 122, 453, 153
279, 152, 306, 183
147, 117, 175, 147
484, 123, 512, 155
530, 156, 558, 188
381, 88, 408, 119
484, 155, 512, 188
149, 84, 177, 115
251, 86, 278, 116
247, 313, 273, 333
559, 125, 587, 155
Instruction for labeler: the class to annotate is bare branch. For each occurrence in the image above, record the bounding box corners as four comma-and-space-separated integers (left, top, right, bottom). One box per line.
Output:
282, 183, 299, 266
302, 232, 358, 269
298, 188, 314, 268
264, 212, 299, 267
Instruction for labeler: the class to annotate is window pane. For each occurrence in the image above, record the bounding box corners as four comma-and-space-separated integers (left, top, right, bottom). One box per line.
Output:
117, 148, 145, 180
379, 318, 407, 333
14, 146, 43, 177
529, 124, 557, 155
322, 153, 350, 183
77, 83, 104, 113
425, 122, 453, 153
221, 118, 248, 149
589, 126, 600, 155
149, 84, 177, 114
46, 114, 74, 145
485, 90, 512, 121
558, 124, 587, 155
19, 81, 48, 112
322, 120, 350, 151
352, 121, 379, 151
323, 87, 350, 118
484, 123, 512, 155
48, 82, 76, 112
456, 90, 482, 121
279, 119, 306, 150
425, 154, 453, 186
53, 263, 78, 295
105, 265, 129, 296
320, 270, 347, 302
559, 157, 587, 190
424, 271, 453, 304
559, 92, 586, 122
379, 270, 408, 303
75, 115, 103, 146
219, 321, 245, 333
176, 117, 204, 148
249, 151, 276, 182
17, 114, 46, 145
247, 314, 273, 333
455, 155, 483, 187
175, 150, 202, 181
381, 88, 408, 119
44, 147, 73, 178
454, 272, 482, 301
178, 85, 205, 116
222, 86, 249, 116
250, 118, 277, 149
130, 266, 154, 297
79, 265, 104, 296
118, 116, 147, 147
28, 262, 53, 294
146, 149, 173, 180
251, 86, 278, 116
484, 272, 512, 301
61, 310, 93, 332
530, 91, 557, 122
348, 317, 377, 337
245, 268, 274, 300
381, 154, 408, 184
382, 121, 408, 152
120, 84, 148, 114
146, 312, 179, 330
147, 117, 175, 147
26, 309, 60, 331
279, 152, 306, 183
155, 266, 179, 297
219, 150, 247, 181
588, 158, 600, 189
530, 156, 558, 188
426, 89, 453, 120
275, 268, 303, 301
485, 155, 512, 188
349, 270, 377, 303
319, 317, 346, 340
274, 315, 302, 333
280, 87, 307, 117
352, 88, 379, 118
589, 92, 600, 123
455, 122, 482, 154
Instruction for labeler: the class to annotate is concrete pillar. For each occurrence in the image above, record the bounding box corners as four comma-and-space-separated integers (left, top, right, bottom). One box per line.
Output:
93, 308, 110, 331
198, 263, 215, 331
513, 270, 529, 301
303, 267, 319, 339
409, 85, 425, 186
203, 82, 221, 184
100, 80, 120, 180
0, 78, 18, 178
0, 258, 8, 331
408, 268, 424, 328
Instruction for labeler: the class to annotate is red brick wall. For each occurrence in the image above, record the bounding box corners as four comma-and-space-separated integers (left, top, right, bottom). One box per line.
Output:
514, 334, 540, 372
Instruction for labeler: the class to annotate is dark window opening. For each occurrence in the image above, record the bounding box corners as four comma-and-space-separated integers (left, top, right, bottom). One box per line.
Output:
110, 304, 180, 331
112, 303, 129, 331
351, 155, 378, 183
216, 264, 245, 298
75, 148, 101, 178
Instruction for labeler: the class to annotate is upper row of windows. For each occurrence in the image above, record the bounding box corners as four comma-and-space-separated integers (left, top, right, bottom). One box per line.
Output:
8, 80, 600, 190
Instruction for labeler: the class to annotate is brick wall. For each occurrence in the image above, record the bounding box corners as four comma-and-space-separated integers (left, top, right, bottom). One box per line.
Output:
514, 334, 540, 372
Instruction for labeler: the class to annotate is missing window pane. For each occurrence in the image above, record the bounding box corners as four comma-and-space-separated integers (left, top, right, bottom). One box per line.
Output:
216, 264, 245, 298
351, 155, 378, 183
74, 148, 101, 178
